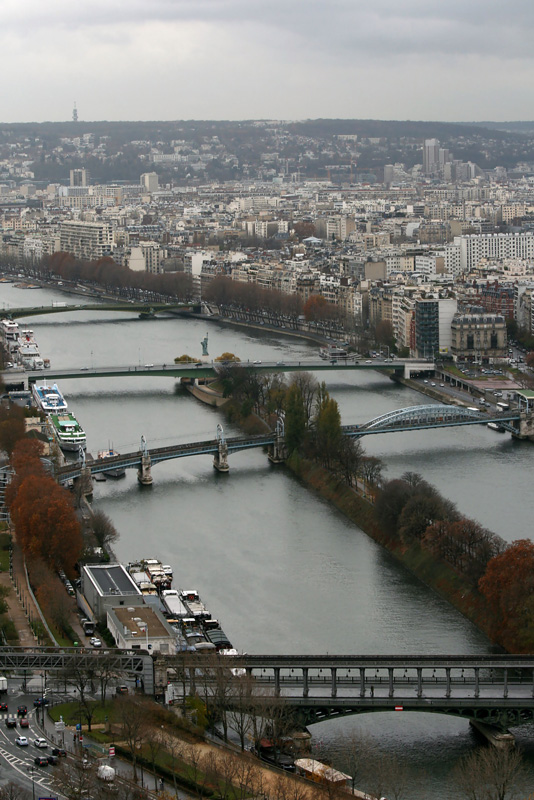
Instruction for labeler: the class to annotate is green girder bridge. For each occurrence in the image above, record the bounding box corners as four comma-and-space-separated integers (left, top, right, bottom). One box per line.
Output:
55, 405, 521, 485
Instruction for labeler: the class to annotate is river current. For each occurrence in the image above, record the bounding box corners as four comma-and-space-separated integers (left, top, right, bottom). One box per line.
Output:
3, 283, 534, 798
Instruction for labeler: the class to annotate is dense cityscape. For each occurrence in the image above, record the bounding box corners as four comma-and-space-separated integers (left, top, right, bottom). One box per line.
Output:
4, 117, 534, 366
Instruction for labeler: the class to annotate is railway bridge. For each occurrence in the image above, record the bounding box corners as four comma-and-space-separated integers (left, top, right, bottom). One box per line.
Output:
1, 650, 533, 735
164, 653, 534, 734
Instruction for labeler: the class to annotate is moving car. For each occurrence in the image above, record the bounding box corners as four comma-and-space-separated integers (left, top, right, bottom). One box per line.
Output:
19, 717, 29, 728
51, 747, 67, 757
34, 737, 48, 748
15, 736, 28, 746
34, 697, 49, 707
34, 755, 48, 767
5, 718, 16, 728
17, 705, 27, 716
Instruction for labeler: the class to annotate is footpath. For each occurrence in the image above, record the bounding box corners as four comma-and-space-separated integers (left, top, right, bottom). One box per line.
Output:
36, 705, 303, 800
0, 534, 39, 647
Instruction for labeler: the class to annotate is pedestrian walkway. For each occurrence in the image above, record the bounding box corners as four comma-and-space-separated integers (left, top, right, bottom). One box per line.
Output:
0, 535, 38, 647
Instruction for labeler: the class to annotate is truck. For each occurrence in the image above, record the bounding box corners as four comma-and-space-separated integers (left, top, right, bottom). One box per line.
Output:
0, 676, 7, 694
81, 619, 95, 636
97, 764, 115, 782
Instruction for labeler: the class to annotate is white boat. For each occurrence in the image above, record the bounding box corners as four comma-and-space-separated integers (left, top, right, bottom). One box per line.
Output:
319, 345, 351, 361
487, 422, 505, 433
50, 412, 86, 451
97, 448, 126, 478
32, 382, 68, 413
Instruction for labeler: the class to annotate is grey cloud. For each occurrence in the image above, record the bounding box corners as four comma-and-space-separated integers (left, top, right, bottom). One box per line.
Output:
5, 0, 534, 62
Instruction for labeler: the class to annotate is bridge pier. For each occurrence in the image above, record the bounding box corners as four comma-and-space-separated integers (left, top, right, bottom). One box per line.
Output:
470, 720, 515, 749
514, 411, 534, 439
137, 453, 153, 485
137, 436, 153, 485
77, 466, 93, 498
268, 416, 287, 464
303, 668, 309, 698
331, 668, 337, 698
213, 424, 229, 473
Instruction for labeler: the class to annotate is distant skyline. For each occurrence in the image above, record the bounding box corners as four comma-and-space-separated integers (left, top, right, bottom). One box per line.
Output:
3, 0, 534, 123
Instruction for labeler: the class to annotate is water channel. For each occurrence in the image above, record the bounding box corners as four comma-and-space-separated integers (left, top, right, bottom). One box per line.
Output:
3, 282, 534, 797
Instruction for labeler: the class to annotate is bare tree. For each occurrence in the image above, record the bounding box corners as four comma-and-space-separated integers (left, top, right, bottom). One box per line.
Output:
54, 757, 98, 800
145, 728, 163, 792
271, 773, 313, 800
226, 670, 256, 750
162, 733, 186, 798
0, 783, 31, 800
289, 372, 318, 426
453, 745, 526, 800
329, 730, 375, 795
62, 657, 97, 731
89, 509, 120, 551
116, 696, 148, 783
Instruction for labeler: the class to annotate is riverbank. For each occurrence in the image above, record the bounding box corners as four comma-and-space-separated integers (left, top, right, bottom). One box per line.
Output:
185, 370, 498, 647
285, 453, 497, 647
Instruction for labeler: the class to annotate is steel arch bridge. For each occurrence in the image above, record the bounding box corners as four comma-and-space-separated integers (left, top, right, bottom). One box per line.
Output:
343, 404, 520, 436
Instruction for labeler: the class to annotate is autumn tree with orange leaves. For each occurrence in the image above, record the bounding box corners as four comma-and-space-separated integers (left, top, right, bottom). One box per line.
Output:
7, 440, 82, 576
479, 539, 534, 652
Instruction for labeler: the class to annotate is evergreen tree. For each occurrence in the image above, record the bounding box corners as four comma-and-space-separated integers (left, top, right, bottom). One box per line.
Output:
284, 384, 307, 454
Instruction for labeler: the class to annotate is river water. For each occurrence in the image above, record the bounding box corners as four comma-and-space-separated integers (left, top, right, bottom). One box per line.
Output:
3, 282, 534, 798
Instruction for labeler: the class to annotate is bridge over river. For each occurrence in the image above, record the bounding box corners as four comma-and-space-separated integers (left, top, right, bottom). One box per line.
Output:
3, 649, 533, 735
56, 404, 522, 486
187, 653, 534, 733
19, 357, 434, 383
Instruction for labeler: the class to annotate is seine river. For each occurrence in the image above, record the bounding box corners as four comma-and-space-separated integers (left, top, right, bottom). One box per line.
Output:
3, 282, 534, 797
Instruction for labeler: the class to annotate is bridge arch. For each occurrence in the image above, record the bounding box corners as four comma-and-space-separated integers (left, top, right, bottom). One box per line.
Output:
288, 702, 532, 733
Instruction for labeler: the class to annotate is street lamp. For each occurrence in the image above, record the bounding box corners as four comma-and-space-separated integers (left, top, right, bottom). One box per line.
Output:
26, 765, 36, 800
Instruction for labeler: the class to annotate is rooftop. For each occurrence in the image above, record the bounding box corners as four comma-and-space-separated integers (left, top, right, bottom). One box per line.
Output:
84, 564, 141, 597
110, 605, 174, 640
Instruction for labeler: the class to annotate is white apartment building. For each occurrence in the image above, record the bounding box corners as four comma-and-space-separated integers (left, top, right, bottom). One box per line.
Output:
455, 232, 534, 273
59, 220, 113, 261
140, 172, 159, 193
140, 241, 164, 274
23, 233, 61, 263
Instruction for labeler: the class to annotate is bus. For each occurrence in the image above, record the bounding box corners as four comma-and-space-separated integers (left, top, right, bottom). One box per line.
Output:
496, 401, 510, 412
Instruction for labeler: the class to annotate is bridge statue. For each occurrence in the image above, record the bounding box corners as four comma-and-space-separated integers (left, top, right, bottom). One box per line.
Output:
268, 415, 288, 464
137, 435, 153, 486
76, 443, 93, 498
201, 333, 209, 357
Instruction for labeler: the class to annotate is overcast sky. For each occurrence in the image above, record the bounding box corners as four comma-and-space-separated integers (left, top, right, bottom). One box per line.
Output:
3, 0, 534, 123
